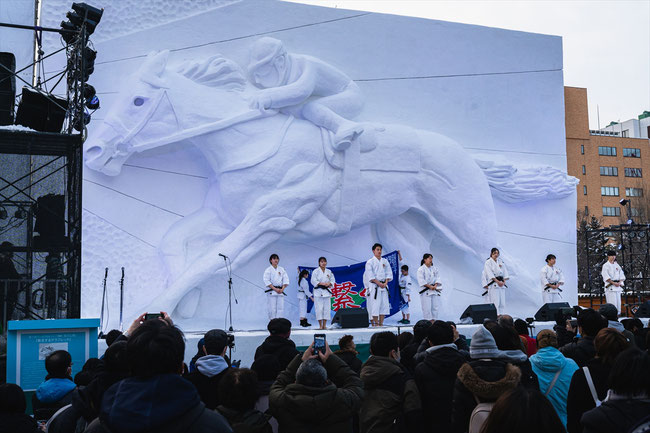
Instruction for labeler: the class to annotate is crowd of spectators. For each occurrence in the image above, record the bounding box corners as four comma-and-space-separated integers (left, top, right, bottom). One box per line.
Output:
1, 303, 650, 433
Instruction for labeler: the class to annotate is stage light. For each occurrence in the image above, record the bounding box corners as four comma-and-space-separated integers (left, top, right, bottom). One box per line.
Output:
14, 209, 25, 219
0, 208, 7, 220
59, 20, 78, 44
71, 2, 103, 24
86, 95, 99, 110
73, 110, 91, 131
81, 47, 96, 82
83, 83, 95, 100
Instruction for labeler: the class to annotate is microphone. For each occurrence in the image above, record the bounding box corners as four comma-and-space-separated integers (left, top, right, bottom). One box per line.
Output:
219, 253, 228, 259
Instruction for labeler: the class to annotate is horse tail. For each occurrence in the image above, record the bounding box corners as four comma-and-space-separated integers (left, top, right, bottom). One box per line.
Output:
475, 159, 579, 203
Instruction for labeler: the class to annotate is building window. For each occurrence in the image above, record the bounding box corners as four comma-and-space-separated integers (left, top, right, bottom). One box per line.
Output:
583, 186, 587, 195
601, 186, 619, 196
624, 167, 642, 177
626, 187, 643, 197
582, 165, 586, 174
621, 130, 629, 138
602, 206, 621, 217
623, 148, 640, 157
600, 166, 618, 176
598, 146, 617, 156
581, 145, 585, 155
585, 206, 589, 215
631, 208, 642, 217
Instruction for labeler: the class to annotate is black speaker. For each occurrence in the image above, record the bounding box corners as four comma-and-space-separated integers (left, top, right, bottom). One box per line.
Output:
460, 304, 497, 324
15, 87, 68, 133
33, 194, 67, 248
534, 302, 571, 322
0, 52, 16, 126
332, 308, 368, 328
634, 301, 650, 318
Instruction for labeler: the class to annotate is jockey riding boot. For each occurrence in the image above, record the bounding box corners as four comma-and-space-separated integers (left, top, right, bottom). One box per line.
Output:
333, 121, 364, 151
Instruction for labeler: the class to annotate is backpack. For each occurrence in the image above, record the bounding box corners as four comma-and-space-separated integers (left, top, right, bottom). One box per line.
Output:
468, 395, 494, 433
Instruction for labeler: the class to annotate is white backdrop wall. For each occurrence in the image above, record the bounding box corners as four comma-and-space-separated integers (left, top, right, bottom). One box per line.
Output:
42, 0, 576, 331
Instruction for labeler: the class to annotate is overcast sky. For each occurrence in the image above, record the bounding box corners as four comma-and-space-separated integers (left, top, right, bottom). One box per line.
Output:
289, 0, 650, 130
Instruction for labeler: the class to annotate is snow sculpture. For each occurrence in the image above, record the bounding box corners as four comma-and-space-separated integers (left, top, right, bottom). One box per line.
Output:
83, 44, 578, 318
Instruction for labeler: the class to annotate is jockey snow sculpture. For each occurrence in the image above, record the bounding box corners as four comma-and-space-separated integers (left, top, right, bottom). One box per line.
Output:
248, 37, 364, 151
83, 41, 578, 320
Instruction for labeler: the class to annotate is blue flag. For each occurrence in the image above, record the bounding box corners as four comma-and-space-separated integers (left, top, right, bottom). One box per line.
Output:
299, 250, 401, 317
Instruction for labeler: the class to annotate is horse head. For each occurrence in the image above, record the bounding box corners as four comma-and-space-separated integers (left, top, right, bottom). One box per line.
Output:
84, 50, 250, 176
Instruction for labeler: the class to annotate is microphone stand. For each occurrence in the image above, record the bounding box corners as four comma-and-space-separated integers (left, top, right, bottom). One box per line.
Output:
221, 255, 234, 332
119, 267, 125, 332
99, 267, 108, 337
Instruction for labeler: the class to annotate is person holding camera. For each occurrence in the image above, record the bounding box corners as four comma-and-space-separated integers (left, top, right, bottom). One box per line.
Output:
481, 247, 509, 315
184, 329, 233, 410
311, 257, 335, 330
541, 254, 565, 304
269, 338, 363, 433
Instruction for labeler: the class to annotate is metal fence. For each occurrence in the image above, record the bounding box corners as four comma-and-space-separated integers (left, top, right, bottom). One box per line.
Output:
1, 278, 69, 333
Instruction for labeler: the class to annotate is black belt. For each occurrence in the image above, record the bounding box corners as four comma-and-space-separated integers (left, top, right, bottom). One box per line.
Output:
315, 284, 332, 295
374, 280, 387, 299
266, 286, 287, 296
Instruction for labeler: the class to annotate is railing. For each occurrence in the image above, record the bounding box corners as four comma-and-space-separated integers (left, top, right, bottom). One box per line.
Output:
1, 278, 69, 333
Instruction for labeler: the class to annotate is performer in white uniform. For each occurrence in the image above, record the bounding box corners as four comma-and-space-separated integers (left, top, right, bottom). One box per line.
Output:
311, 256, 335, 330
601, 250, 625, 314
541, 254, 565, 304
263, 253, 289, 320
365, 243, 393, 326
398, 250, 413, 324
297, 268, 313, 327
417, 253, 442, 321
481, 247, 509, 315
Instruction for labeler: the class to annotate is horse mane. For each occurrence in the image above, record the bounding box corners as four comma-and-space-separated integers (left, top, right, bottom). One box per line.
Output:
175, 54, 246, 91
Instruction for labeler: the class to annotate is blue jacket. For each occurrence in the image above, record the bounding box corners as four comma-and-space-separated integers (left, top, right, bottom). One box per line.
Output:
530, 346, 579, 427
35, 378, 76, 404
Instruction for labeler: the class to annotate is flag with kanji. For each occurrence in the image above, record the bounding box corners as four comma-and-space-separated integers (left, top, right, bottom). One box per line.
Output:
299, 250, 400, 317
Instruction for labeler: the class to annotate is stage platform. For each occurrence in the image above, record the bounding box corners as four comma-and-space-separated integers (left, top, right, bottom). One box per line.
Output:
98, 321, 560, 367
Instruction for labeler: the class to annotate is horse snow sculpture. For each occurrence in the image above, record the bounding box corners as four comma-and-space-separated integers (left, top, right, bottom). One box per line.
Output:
84, 49, 577, 318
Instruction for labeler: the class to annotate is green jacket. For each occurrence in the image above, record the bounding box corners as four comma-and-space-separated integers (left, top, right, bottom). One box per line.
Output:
269, 353, 364, 433
359, 356, 422, 433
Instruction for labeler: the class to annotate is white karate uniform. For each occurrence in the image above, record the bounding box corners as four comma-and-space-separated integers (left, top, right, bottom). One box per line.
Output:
297, 277, 311, 318
311, 267, 335, 321
362, 271, 373, 321
365, 256, 393, 317
398, 273, 414, 314
481, 258, 509, 315
541, 264, 565, 304
601, 260, 625, 313
417, 264, 442, 320
263, 265, 289, 320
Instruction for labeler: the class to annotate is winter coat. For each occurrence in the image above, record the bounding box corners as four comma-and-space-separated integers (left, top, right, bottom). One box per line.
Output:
333, 349, 362, 375
254, 336, 299, 372
0, 412, 41, 433
452, 360, 522, 433
454, 335, 469, 352
581, 397, 650, 433
216, 405, 272, 433
269, 353, 363, 433
400, 340, 423, 374
414, 346, 468, 433
496, 350, 539, 390
560, 336, 596, 367
519, 334, 537, 357
46, 370, 129, 433
32, 377, 76, 420
83, 374, 232, 433
530, 346, 579, 427
184, 355, 231, 409
566, 358, 612, 433
359, 355, 422, 433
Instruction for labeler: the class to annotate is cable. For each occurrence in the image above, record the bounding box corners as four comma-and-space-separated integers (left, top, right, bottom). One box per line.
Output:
497, 229, 574, 245
82, 207, 157, 248
354, 68, 562, 82
121, 163, 208, 179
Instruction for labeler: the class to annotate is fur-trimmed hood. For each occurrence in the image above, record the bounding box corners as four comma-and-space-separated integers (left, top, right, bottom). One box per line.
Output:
457, 361, 521, 401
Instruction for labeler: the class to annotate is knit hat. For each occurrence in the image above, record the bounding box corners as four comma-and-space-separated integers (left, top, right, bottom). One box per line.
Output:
470, 325, 500, 359
536, 329, 558, 349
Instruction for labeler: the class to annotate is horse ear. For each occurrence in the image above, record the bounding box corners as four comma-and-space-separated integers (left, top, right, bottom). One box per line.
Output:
141, 50, 170, 87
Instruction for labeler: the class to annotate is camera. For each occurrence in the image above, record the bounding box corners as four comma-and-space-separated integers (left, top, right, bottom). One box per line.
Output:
227, 333, 235, 349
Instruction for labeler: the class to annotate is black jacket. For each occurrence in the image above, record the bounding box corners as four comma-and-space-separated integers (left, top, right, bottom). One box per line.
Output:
452, 360, 522, 433
0, 413, 40, 433
554, 324, 576, 348
581, 398, 650, 433
333, 350, 362, 375
415, 346, 468, 433
183, 355, 231, 410
254, 336, 299, 373
216, 406, 272, 433
566, 358, 611, 433
400, 340, 424, 374
83, 374, 232, 433
560, 336, 596, 367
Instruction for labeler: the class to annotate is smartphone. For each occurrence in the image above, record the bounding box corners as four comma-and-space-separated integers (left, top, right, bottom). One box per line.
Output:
314, 334, 326, 355
145, 313, 163, 321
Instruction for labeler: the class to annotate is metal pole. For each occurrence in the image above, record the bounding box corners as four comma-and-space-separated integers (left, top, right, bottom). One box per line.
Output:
119, 267, 124, 331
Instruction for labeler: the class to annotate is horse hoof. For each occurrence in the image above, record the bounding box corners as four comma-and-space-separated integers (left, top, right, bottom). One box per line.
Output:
175, 288, 201, 318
